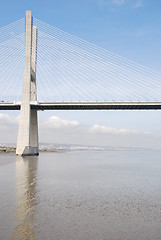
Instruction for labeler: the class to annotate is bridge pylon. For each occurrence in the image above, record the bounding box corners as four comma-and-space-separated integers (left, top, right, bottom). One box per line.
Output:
16, 11, 39, 156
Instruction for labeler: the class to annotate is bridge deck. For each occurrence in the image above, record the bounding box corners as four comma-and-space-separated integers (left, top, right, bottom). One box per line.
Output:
0, 102, 161, 110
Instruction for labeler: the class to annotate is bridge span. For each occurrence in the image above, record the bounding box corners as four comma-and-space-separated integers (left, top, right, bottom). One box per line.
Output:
1, 102, 161, 111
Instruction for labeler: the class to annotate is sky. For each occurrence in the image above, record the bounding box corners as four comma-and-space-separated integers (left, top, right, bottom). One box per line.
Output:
0, 0, 161, 149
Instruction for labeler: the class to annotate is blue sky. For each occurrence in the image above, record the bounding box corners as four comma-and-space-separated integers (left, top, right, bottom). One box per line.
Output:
0, 0, 161, 70
0, 0, 161, 148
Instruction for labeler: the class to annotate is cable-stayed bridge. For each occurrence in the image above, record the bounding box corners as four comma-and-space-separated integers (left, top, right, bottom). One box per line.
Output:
0, 11, 161, 155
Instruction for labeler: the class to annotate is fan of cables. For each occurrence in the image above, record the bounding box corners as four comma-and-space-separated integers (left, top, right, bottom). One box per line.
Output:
0, 18, 25, 102
0, 17, 161, 103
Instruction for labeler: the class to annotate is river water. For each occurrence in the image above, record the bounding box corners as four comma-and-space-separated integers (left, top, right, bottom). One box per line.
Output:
0, 150, 161, 240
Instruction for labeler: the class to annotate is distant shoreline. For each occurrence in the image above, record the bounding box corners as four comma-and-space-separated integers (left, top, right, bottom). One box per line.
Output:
0, 148, 68, 154
0, 146, 160, 154
0, 148, 16, 153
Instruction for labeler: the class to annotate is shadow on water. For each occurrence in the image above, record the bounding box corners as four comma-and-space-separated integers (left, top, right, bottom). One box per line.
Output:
10, 155, 38, 240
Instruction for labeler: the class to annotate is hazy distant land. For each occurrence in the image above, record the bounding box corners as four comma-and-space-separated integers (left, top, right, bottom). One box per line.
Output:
0, 143, 158, 154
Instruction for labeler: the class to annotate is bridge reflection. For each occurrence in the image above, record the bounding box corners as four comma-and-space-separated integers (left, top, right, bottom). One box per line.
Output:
10, 156, 38, 240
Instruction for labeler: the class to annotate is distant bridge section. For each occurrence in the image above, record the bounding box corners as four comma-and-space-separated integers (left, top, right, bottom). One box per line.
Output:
0, 102, 20, 110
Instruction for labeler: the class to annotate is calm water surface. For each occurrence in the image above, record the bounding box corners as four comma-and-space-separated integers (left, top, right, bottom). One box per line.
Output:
0, 150, 161, 240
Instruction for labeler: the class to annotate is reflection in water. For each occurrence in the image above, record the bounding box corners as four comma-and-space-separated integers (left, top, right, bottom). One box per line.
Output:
3, 151, 160, 240
10, 156, 38, 240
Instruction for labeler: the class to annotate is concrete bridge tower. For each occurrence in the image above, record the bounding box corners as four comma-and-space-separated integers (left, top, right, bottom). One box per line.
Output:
16, 11, 39, 156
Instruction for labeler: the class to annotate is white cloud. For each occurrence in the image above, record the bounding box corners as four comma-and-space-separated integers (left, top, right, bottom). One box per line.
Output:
44, 116, 80, 129
0, 113, 18, 126
0, 113, 18, 142
89, 124, 139, 135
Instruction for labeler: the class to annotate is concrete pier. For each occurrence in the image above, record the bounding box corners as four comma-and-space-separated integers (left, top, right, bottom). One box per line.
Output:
16, 11, 39, 156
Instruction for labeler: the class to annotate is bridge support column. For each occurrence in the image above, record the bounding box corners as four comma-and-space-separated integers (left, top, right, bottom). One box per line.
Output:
16, 11, 39, 156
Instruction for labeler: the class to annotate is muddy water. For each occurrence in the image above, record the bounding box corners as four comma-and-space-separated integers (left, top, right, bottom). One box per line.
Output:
0, 150, 161, 240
